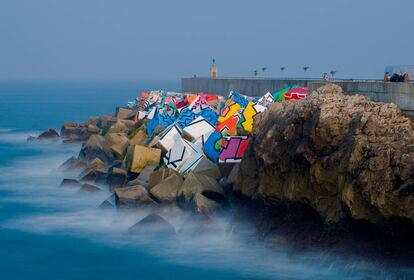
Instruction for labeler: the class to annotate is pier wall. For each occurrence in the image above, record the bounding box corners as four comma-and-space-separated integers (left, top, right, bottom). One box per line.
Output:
181, 77, 414, 115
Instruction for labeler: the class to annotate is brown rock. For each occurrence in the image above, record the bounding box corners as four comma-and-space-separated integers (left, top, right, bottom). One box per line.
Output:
60, 178, 82, 188
78, 158, 107, 181
227, 163, 240, 184
38, 128, 59, 140
60, 122, 87, 142
115, 107, 133, 119
99, 200, 114, 209
79, 183, 101, 193
129, 129, 148, 146
124, 145, 161, 173
128, 165, 157, 188
236, 84, 414, 226
87, 124, 100, 134
107, 120, 135, 134
105, 133, 129, 159
194, 193, 221, 214
129, 214, 175, 235
96, 115, 117, 129
107, 121, 128, 134
107, 167, 127, 191
105, 132, 128, 145
78, 135, 114, 164
115, 185, 156, 208
177, 172, 225, 210
111, 141, 129, 160
58, 156, 87, 172
149, 173, 183, 203
194, 166, 222, 180
148, 168, 180, 189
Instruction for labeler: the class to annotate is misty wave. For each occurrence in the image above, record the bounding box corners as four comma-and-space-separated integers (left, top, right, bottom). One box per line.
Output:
5, 206, 404, 280
0, 128, 40, 143
0, 133, 412, 280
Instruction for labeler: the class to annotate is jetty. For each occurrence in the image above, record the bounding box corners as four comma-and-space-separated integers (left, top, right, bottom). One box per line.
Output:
182, 77, 414, 118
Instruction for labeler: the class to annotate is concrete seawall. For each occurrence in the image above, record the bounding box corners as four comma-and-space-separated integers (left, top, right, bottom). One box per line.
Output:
182, 77, 312, 96
182, 77, 414, 116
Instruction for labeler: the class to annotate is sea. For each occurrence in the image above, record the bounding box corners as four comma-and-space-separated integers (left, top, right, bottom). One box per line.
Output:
0, 82, 412, 280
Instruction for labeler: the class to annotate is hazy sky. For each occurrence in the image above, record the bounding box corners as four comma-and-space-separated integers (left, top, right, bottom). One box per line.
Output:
0, 0, 413, 82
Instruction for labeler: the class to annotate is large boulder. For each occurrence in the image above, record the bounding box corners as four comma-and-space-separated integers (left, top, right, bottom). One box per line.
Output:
194, 166, 222, 180
128, 165, 157, 188
129, 214, 175, 235
79, 183, 101, 193
107, 120, 135, 134
78, 158, 108, 181
99, 200, 115, 209
236, 84, 414, 226
58, 156, 87, 172
149, 173, 183, 203
124, 145, 161, 173
78, 135, 114, 164
96, 115, 117, 129
129, 129, 148, 146
99, 194, 116, 209
61, 122, 99, 142
38, 128, 59, 140
105, 132, 128, 146
106, 167, 127, 191
194, 193, 222, 214
61, 122, 79, 138
60, 178, 82, 188
115, 107, 133, 119
177, 172, 225, 211
114, 185, 156, 208
105, 133, 129, 159
87, 124, 100, 134
148, 168, 180, 189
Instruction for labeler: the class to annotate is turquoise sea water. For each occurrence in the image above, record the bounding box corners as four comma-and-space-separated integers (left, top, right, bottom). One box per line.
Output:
0, 82, 412, 280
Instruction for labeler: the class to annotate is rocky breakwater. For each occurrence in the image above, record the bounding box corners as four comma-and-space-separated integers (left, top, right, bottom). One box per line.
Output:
236, 84, 414, 257
40, 85, 414, 261
58, 105, 228, 236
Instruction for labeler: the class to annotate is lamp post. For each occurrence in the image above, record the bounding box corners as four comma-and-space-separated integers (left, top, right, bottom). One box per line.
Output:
303, 66, 310, 77
330, 70, 337, 80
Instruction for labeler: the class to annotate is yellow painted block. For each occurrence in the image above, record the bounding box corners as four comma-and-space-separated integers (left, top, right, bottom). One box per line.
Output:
128, 145, 161, 173
241, 101, 267, 133
217, 100, 241, 124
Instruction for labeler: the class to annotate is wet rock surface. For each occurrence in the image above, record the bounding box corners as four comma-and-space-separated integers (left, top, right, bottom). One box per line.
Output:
60, 178, 82, 188
237, 84, 414, 226
129, 214, 176, 235
149, 173, 183, 203
37, 128, 59, 140
59, 156, 87, 172
115, 185, 156, 208
79, 135, 114, 165
79, 183, 101, 193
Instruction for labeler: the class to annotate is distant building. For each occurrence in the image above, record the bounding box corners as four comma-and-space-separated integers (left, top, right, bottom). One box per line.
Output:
210, 59, 218, 78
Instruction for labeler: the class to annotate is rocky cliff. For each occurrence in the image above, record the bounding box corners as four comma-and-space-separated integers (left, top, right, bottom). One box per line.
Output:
236, 84, 414, 228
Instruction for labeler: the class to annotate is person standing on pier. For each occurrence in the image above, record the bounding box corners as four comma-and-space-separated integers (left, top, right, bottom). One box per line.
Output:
384, 72, 390, 82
